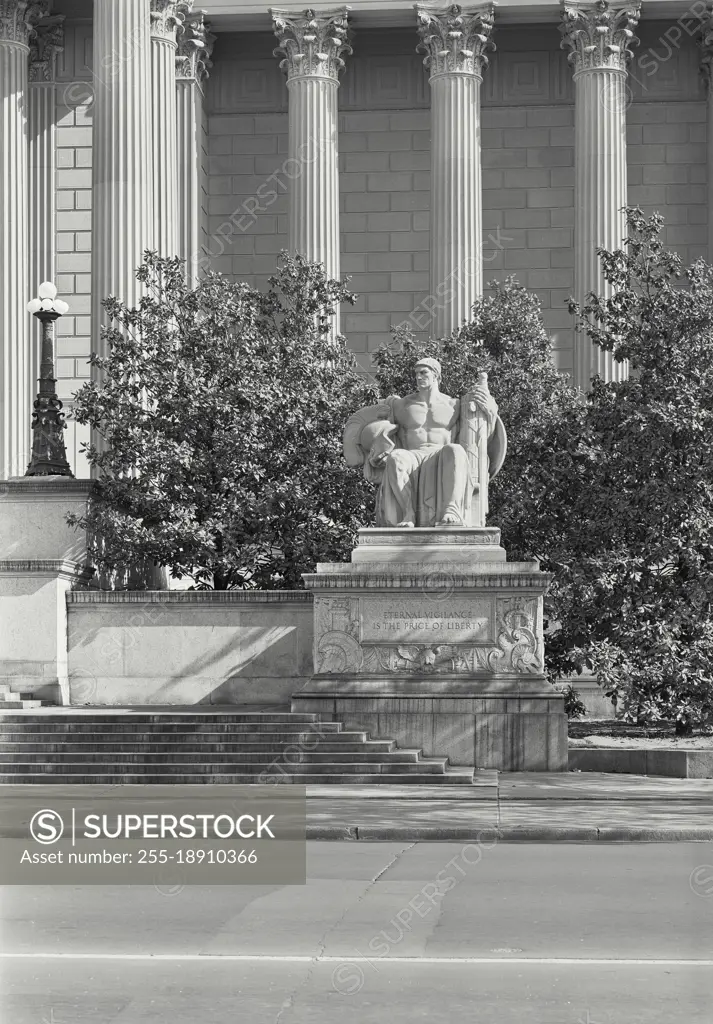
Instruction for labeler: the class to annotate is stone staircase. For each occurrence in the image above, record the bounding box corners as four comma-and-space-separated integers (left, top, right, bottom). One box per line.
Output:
0, 710, 475, 784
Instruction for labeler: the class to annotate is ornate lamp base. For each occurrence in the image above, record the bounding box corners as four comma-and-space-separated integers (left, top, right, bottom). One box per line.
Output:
25, 309, 74, 478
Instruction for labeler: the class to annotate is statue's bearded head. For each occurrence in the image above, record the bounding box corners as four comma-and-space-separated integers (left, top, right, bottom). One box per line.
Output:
414, 357, 442, 389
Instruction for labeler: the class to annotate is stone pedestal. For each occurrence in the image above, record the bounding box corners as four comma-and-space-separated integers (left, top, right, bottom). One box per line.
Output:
294, 528, 567, 771
0, 480, 93, 703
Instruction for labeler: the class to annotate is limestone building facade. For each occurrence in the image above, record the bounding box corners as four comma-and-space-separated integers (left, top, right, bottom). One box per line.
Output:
0, 0, 710, 478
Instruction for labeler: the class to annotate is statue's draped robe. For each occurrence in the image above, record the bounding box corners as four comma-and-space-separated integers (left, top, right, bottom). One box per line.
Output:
364, 397, 474, 528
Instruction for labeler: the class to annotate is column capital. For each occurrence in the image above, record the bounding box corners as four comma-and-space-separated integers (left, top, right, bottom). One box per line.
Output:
151, 0, 186, 45
29, 13, 63, 82
697, 2, 713, 94
271, 6, 352, 83
176, 9, 215, 82
415, 4, 496, 79
560, 0, 640, 75
0, 0, 50, 47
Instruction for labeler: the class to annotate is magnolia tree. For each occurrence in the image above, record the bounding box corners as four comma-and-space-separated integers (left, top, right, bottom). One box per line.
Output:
69, 253, 375, 589
560, 209, 713, 733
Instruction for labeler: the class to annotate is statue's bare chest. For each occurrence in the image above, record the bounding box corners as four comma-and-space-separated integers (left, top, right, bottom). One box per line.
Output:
396, 396, 457, 430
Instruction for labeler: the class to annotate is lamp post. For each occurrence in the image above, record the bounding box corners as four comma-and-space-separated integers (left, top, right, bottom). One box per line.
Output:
25, 282, 73, 478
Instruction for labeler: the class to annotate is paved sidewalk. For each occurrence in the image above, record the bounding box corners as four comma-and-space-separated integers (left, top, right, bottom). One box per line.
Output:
306, 772, 713, 841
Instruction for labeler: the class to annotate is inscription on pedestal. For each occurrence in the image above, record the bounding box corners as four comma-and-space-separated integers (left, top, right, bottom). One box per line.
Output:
361, 597, 492, 644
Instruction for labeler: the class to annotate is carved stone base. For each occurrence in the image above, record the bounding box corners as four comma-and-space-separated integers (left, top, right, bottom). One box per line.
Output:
298, 527, 568, 772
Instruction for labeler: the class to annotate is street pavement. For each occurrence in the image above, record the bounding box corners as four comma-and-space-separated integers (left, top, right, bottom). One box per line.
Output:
3, 842, 713, 1022
307, 772, 713, 840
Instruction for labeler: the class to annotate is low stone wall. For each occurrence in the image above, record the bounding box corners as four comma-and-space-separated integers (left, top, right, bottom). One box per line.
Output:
569, 747, 713, 779
66, 591, 313, 706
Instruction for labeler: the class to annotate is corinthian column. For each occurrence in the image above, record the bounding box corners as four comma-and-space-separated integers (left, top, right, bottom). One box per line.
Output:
176, 7, 214, 286
151, 0, 184, 258
271, 6, 351, 335
0, 0, 49, 478
91, 0, 153, 369
560, 0, 640, 391
29, 15, 64, 414
416, 3, 495, 339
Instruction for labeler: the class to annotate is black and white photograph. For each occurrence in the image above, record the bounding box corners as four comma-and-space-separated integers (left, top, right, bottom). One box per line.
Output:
0, 0, 712, 1020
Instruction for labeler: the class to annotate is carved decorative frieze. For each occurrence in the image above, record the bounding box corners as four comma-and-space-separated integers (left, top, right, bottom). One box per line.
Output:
271, 6, 352, 82
0, 0, 50, 46
29, 13, 63, 82
150, 0, 186, 44
313, 594, 544, 676
415, 3, 496, 79
559, 0, 640, 75
176, 8, 215, 82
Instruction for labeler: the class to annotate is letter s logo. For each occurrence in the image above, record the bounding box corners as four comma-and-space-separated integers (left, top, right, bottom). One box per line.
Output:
30, 809, 65, 845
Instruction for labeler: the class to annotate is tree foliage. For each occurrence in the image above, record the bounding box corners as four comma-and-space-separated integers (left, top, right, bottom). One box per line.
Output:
69, 252, 375, 589
560, 209, 713, 732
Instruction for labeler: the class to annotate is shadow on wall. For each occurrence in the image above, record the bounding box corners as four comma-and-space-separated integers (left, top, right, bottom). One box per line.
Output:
66, 596, 314, 706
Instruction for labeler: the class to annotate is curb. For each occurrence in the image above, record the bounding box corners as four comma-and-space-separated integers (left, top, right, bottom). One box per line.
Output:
306, 824, 713, 842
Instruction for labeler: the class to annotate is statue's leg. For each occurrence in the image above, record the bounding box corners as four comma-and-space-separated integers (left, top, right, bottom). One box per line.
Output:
436, 443, 470, 527
382, 450, 418, 527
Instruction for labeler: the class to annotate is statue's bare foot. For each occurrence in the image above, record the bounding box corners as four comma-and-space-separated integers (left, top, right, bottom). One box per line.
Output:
437, 512, 461, 527
396, 520, 415, 528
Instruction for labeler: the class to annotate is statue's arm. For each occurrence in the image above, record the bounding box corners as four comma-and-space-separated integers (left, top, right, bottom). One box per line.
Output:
343, 398, 400, 480
487, 416, 507, 479
458, 376, 507, 479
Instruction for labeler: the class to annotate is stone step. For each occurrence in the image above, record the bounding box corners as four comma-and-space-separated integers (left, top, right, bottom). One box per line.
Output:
0, 739, 397, 754
0, 771, 475, 785
0, 722, 345, 735
0, 759, 448, 775
0, 709, 474, 786
0, 749, 421, 763
0, 716, 323, 724
0, 701, 44, 709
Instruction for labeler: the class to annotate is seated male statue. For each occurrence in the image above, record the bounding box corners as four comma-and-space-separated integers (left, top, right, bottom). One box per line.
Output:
344, 357, 507, 529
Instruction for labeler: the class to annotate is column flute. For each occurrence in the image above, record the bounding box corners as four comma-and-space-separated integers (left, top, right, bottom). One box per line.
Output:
560, 0, 641, 391
271, 6, 352, 338
416, 3, 496, 340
